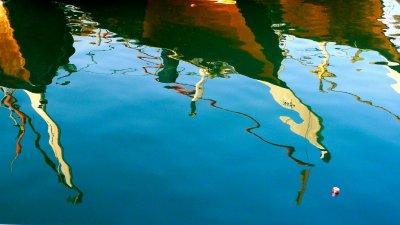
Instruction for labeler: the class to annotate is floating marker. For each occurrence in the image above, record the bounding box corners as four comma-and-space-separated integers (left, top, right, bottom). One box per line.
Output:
332, 187, 340, 197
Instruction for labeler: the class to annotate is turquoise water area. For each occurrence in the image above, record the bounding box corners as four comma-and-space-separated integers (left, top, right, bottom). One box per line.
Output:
0, 0, 400, 224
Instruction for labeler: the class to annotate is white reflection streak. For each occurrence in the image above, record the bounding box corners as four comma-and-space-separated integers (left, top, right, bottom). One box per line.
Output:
192, 68, 207, 101
377, 0, 400, 94
381, 0, 400, 48
259, 81, 326, 151
24, 90, 73, 188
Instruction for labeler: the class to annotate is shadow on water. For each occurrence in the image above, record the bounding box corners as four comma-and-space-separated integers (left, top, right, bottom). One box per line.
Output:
0, 0, 82, 204
2, 0, 400, 208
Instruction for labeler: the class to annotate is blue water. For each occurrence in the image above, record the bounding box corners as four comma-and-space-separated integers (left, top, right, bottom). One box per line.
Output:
1, 0, 400, 224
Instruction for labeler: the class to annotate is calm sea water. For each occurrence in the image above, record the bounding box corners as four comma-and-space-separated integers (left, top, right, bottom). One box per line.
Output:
1, 0, 400, 224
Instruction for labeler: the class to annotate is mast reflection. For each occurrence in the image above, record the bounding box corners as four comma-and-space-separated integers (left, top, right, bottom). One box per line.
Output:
0, 0, 81, 203
60, 0, 326, 166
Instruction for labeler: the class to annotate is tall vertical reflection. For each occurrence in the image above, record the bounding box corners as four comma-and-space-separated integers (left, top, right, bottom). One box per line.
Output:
0, 0, 81, 203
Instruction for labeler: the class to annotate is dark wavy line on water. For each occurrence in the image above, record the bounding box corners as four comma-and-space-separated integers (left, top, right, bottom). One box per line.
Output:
202, 98, 314, 167
325, 79, 400, 122
27, 113, 83, 204
0, 96, 83, 204
129, 45, 314, 166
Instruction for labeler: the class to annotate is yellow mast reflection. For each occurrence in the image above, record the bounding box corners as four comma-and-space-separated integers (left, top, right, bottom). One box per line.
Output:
259, 81, 330, 162
0, 88, 82, 203
192, 68, 207, 102
278, 0, 400, 98
313, 42, 400, 122
311, 42, 335, 92
24, 91, 74, 188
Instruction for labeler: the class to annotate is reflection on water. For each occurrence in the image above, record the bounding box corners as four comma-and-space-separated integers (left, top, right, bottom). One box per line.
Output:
296, 169, 310, 206
0, 0, 81, 203
62, 0, 329, 163
0, 1, 29, 86
274, 0, 400, 63
259, 81, 330, 162
287, 38, 400, 122
1, 0, 400, 223
58, 1, 330, 208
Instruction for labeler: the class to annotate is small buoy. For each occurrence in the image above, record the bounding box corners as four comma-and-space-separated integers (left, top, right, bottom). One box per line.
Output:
190, 4, 196, 7
332, 187, 340, 197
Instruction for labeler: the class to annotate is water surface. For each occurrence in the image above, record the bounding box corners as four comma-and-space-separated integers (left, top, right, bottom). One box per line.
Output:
1, 0, 400, 224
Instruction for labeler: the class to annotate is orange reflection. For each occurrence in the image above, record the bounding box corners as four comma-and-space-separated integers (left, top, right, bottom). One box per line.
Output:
280, 0, 330, 38
1, 89, 26, 166
143, 0, 274, 77
0, 1, 30, 81
278, 0, 400, 62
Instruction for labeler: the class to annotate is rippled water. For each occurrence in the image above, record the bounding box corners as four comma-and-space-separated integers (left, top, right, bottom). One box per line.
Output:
1, 0, 400, 224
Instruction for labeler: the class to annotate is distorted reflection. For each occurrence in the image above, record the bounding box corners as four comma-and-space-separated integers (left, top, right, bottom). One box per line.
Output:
275, 0, 400, 63
157, 49, 179, 83
275, 0, 400, 119
260, 81, 330, 162
58, 0, 324, 204
293, 39, 400, 122
62, 0, 323, 165
0, 0, 81, 203
1, 0, 400, 212
311, 42, 335, 92
1, 88, 26, 165
296, 169, 310, 206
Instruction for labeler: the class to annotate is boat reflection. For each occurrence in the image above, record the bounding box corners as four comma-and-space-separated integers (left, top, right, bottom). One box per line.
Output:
4, 0, 399, 206
273, 0, 400, 65
57, 0, 400, 205
273, 0, 400, 120
0, 0, 81, 204
59, 0, 328, 204
62, 0, 327, 164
